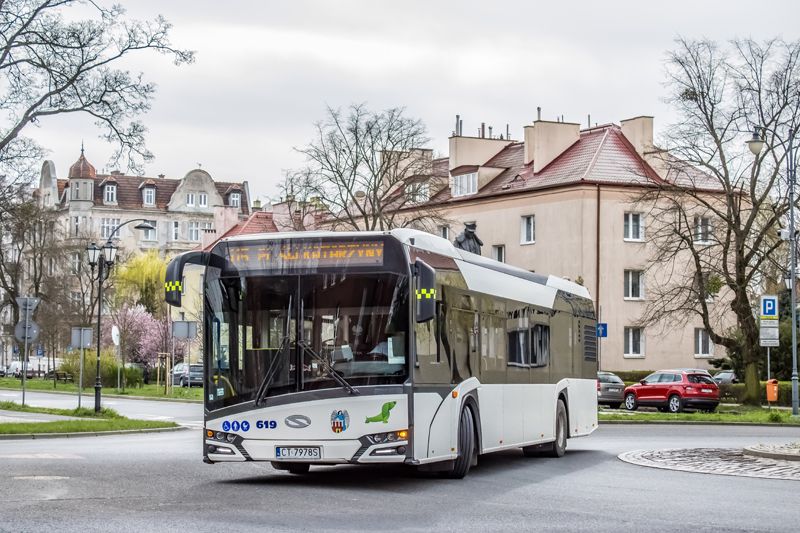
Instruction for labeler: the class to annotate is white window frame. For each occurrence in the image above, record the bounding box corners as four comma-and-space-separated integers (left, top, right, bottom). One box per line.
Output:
694, 328, 714, 358
451, 172, 478, 197
623, 326, 645, 358
492, 245, 505, 263
71, 182, 80, 200
71, 252, 81, 274
186, 193, 195, 207
199, 193, 208, 207
143, 187, 155, 206
229, 192, 241, 207
188, 221, 200, 241
172, 221, 180, 241
624, 269, 644, 300
104, 184, 117, 204
100, 218, 120, 240
694, 216, 712, 245
142, 220, 157, 241
520, 215, 535, 244
438, 225, 450, 240
624, 212, 644, 241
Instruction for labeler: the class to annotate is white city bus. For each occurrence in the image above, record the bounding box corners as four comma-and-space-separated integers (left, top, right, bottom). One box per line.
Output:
165, 229, 598, 478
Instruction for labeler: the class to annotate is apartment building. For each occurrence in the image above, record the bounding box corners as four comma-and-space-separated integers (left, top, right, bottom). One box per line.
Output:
417, 116, 726, 372
36, 149, 251, 255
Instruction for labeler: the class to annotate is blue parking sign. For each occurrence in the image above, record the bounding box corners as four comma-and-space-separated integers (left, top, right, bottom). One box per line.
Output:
760, 295, 778, 319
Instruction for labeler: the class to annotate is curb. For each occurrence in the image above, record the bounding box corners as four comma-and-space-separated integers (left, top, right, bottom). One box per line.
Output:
599, 420, 797, 427
0, 425, 189, 440
0, 387, 202, 404
744, 445, 800, 461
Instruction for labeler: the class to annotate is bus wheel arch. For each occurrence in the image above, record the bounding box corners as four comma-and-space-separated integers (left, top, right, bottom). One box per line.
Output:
557, 389, 570, 439
460, 392, 482, 457
444, 402, 478, 478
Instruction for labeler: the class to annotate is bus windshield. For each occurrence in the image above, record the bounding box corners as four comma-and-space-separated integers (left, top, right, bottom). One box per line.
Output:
205, 269, 409, 411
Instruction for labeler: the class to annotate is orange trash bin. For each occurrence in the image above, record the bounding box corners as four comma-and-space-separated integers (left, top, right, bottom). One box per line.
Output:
766, 379, 779, 403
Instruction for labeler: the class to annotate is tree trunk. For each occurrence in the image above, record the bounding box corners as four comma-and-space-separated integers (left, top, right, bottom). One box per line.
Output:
742, 357, 761, 406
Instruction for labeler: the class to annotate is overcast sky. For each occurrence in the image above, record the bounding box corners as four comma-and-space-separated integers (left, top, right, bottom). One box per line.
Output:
26, 0, 800, 204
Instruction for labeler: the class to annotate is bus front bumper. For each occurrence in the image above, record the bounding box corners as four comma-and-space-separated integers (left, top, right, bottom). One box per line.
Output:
205, 437, 409, 464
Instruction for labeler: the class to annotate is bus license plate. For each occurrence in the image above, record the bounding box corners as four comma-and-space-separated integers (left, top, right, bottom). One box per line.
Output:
275, 446, 321, 460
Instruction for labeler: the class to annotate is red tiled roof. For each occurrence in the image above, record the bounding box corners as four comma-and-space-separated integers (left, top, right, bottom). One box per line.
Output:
202, 211, 278, 251
429, 124, 706, 205
68, 150, 96, 179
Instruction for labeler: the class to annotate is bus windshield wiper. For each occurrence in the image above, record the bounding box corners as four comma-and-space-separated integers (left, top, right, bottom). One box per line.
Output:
297, 339, 360, 396
254, 335, 291, 407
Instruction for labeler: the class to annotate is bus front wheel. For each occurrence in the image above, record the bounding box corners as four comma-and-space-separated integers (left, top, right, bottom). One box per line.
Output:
444, 405, 476, 479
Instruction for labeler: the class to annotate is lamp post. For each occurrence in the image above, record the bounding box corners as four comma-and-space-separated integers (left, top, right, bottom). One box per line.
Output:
86, 219, 154, 413
789, 128, 799, 416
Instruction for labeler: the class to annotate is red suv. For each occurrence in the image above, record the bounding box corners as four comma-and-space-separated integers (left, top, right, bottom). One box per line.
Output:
623, 369, 719, 413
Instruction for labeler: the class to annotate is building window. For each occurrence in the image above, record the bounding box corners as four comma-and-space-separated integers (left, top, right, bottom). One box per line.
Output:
48, 257, 55, 276
408, 181, 429, 203
71, 216, 87, 237
624, 270, 643, 299
229, 192, 241, 207
451, 172, 477, 197
438, 225, 450, 240
624, 212, 644, 241
71, 182, 80, 200
199, 193, 208, 207
186, 193, 195, 207
70, 291, 82, 306
143, 187, 155, 206
71, 252, 81, 274
104, 184, 117, 203
694, 328, 713, 357
492, 245, 505, 263
202, 221, 213, 232
188, 221, 200, 241
521, 215, 535, 244
694, 216, 711, 244
143, 220, 157, 241
100, 218, 120, 239
172, 221, 180, 240
624, 327, 644, 357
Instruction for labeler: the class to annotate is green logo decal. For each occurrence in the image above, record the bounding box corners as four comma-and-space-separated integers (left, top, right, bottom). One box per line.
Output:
365, 401, 396, 424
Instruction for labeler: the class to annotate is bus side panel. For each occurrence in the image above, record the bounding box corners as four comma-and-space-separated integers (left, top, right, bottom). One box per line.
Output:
523, 385, 556, 444
412, 393, 449, 461
502, 385, 525, 446
476, 385, 503, 452
565, 379, 599, 437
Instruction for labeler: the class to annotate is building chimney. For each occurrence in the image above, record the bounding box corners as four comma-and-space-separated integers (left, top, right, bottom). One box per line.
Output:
481, 122, 486, 138
455, 114, 460, 136
488, 126, 493, 138
523, 119, 581, 172
537, 107, 542, 121
620, 116, 654, 156
252, 198, 262, 212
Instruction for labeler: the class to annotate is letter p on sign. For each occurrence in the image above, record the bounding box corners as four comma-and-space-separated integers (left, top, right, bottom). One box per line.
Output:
760, 295, 778, 319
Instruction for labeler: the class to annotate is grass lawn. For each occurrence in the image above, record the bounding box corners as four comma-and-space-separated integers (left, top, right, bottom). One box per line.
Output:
599, 404, 800, 425
0, 377, 203, 401
0, 400, 178, 434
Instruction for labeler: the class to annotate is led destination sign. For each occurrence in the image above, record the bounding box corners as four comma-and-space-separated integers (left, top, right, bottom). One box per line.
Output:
225, 241, 385, 270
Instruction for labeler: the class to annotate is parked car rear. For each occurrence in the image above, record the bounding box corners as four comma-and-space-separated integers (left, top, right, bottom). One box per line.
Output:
713, 370, 738, 384
597, 371, 625, 409
623, 369, 719, 413
172, 363, 203, 387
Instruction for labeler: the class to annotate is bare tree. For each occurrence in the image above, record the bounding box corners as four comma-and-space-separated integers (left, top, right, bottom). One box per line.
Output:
289, 104, 447, 231
0, 0, 194, 202
637, 38, 800, 404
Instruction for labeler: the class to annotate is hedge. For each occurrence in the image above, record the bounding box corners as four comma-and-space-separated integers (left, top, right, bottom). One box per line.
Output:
719, 382, 794, 406
59, 353, 143, 388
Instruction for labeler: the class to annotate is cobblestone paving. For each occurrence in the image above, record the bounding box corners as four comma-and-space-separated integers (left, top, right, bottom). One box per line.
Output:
745, 442, 800, 459
618, 448, 800, 481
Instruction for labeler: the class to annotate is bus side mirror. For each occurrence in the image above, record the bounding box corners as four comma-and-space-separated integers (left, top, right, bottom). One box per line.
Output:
414, 259, 436, 323
165, 251, 211, 307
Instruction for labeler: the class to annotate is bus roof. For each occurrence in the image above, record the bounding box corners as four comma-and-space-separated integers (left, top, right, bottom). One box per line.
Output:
216, 228, 593, 302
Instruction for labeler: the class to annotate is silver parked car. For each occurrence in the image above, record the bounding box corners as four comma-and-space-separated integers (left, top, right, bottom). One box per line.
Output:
597, 371, 625, 409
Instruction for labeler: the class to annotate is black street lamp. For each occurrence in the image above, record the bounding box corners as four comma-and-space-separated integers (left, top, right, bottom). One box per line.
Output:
86, 219, 154, 413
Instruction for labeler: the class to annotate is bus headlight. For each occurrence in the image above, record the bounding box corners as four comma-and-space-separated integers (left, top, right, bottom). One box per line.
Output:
365, 430, 409, 444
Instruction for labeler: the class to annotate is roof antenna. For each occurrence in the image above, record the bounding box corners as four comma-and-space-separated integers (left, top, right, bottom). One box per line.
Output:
537, 107, 541, 121
588, 114, 591, 128
81, 140, 84, 155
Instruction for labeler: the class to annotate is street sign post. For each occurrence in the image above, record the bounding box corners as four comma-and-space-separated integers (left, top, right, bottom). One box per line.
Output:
15, 297, 40, 406
70, 327, 93, 408
759, 295, 779, 348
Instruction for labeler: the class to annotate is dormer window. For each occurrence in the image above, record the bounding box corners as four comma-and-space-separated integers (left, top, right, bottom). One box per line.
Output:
199, 193, 208, 207
104, 184, 117, 204
229, 192, 241, 207
186, 193, 195, 207
451, 172, 477, 197
71, 182, 81, 200
143, 187, 155, 206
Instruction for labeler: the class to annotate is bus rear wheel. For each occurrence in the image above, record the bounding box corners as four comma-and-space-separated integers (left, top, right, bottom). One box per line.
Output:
444, 405, 475, 479
524, 399, 567, 458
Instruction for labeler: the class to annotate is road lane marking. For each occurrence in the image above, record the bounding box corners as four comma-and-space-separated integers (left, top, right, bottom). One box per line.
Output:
13, 476, 70, 480
0, 454, 84, 460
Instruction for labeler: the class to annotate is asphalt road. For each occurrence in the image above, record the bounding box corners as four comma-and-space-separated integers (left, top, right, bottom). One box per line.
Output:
1, 395, 799, 532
